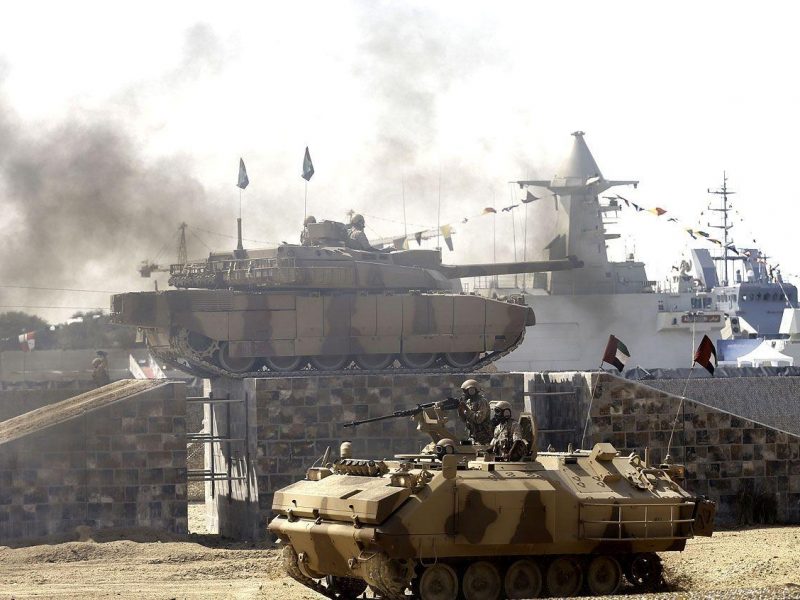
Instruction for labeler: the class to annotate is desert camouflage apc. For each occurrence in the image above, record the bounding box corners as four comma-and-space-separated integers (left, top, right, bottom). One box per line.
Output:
268, 402, 716, 599
111, 219, 581, 377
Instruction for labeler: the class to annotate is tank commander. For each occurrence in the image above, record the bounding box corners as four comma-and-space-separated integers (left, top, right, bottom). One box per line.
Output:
489, 400, 529, 461
347, 214, 382, 252
452, 379, 493, 444
300, 215, 316, 246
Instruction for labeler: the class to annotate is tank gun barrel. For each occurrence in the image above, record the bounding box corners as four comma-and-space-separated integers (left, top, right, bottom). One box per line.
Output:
438, 256, 583, 279
342, 396, 461, 428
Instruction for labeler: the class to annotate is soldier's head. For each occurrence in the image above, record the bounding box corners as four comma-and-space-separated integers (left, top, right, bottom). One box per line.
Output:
461, 379, 480, 398
491, 400, 512, 426
350, 213, 365, 230
434, 438, 456, 460
304, 215, 316, 226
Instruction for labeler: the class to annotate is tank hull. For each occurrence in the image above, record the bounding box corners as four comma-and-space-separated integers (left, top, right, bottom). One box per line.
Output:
268, 447, 715, 598
111, 289, 534, 377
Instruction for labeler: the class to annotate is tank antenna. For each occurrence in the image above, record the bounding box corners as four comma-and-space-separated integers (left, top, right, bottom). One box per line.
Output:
402, 175, 408, 244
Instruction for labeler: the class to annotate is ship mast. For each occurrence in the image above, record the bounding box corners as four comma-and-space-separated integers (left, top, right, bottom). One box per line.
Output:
707, 172, 735, 286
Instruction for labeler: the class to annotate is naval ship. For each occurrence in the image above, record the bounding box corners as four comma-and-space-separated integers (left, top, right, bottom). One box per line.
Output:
483, 132, 797, 371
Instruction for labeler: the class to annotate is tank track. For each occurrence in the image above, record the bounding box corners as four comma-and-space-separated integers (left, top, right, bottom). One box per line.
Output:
149, 330, 526, 380
281, 545, 337, 599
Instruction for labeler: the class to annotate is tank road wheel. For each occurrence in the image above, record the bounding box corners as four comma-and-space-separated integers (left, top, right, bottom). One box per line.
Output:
399, 352, 437, 369
625, 552, 663, 590
216, 343, 257, 374
264, 356, 305, 372
417, 563, 459, 600
325, 575, 368, 599
545, 557, 582, 597
443, 352, 480, 369
462, 561, 502, 600
586, 555, 622, 595
186, 331, 217, 355
504, 559, 543, 599
355, 353, 394, 370
310, 355, 351, 371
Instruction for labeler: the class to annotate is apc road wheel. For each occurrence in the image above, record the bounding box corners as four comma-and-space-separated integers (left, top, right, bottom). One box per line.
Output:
418, 563, 459, 600
443, 352, 480, 369
586, 555, 622, 595
399, 352, 437, 369
325, 575, 368, 599
310, 355, 351, 371
216, 343, 257, 374
462, 561, 502, 600
264, 356, 305, 372
545, 557, 582, 597
355, 354, 394, 370
504, 559, 543, 598
625, 552, 663, 589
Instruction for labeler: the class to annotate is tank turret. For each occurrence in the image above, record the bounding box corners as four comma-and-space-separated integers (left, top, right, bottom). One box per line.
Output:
111, 220, 582, 377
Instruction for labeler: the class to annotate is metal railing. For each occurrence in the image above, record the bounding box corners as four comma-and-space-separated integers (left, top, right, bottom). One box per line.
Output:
579, 501, 696, 541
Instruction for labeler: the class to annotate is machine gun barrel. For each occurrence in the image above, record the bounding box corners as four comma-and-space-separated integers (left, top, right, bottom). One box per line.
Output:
342, 396, 461, 428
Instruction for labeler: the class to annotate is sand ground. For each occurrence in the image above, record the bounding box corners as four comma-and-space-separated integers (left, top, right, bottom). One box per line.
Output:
0, 503, 798, 599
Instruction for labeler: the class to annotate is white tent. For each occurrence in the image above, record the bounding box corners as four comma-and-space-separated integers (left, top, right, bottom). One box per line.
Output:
736, 340, 794, 367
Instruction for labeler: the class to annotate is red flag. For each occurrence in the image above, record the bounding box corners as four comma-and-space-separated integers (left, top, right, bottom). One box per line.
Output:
694, 335, 717, 375
18, 331, 35, 352
482, 207, 497, 214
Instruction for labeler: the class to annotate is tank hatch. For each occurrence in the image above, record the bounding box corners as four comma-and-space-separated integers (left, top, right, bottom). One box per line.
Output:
272, 475, 412, 525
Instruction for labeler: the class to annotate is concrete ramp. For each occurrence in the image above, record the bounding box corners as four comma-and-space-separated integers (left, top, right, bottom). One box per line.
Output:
0, 379, 165, 446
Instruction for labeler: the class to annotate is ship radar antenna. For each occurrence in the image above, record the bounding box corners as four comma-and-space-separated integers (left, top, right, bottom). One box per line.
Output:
707, 172, 735, 286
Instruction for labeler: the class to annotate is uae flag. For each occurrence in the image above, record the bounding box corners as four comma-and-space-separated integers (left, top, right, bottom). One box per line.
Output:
18, 331, 35, 352
602, 334, 630, 372
694, 335, 718, 375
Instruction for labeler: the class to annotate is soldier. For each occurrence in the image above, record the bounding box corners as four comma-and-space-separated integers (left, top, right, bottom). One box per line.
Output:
300, 215, 316, 246
489, 400, 529, 461
92, 356, 110, 388
455, 379, 493, 445
347, 214, 381, 252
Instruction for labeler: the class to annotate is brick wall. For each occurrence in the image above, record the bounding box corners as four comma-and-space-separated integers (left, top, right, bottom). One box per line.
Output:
0, 388, 94, 422
207, 373, 523, 539
0, 383, 188, 543
540, 372, 800, 525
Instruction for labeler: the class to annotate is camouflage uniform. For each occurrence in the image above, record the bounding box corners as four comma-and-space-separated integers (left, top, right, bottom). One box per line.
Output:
458, 393, 492, 444
348, 228, 379, 252
490, 420, 524, 457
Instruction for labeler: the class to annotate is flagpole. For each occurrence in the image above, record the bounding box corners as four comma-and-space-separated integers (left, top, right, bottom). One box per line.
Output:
666, 364, 695, 462
580, 363, 605, 450
304, 180, 308, 223
437, 167, 442, 250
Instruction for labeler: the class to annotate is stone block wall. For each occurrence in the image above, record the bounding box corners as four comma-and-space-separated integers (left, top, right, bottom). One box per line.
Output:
207, 373, 523, 539
0, 383, 188, 543
0, 388, 94, 421
546, 372, 800, 525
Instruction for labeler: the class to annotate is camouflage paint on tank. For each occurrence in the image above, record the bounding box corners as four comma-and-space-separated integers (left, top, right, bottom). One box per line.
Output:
268, 409, 716, 599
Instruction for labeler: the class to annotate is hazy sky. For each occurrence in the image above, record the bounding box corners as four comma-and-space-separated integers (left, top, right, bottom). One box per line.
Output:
1, 1, 799, 322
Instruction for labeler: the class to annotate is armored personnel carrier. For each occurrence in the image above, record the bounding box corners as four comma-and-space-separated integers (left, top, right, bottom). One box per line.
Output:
269, 404, 715, 599
111, 219, 580, 377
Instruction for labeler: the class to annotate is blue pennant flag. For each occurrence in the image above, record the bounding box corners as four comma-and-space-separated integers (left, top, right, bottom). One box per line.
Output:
237, 158, 249, 190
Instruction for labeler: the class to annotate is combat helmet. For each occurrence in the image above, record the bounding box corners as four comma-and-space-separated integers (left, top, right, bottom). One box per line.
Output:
461, 379, 480, 396
350, 213, 365, 229
492, 400, 512, 420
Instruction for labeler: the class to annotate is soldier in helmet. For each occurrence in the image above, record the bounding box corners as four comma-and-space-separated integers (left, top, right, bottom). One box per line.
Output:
92, 356, 110, 388
300, 215, 316, 246
434, 438, 456, 461
489, 400, 529, 461
347, 214, 381, 252
455, 379, 493, 445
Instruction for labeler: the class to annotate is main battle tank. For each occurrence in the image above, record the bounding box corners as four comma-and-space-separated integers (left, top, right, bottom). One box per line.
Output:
111, 219, 581, 377
268, 404, 716, 599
